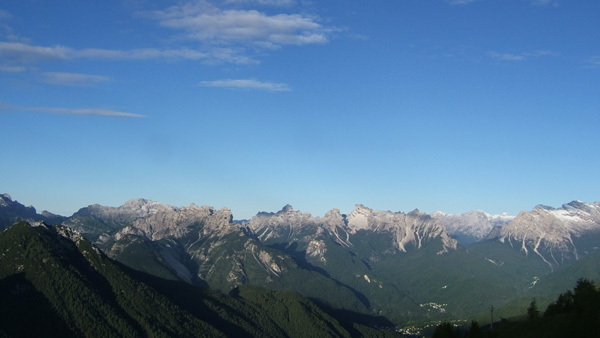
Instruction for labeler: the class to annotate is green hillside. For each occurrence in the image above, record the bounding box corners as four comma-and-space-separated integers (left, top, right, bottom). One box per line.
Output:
0, 222, 400, 338
435, 279, 600, 338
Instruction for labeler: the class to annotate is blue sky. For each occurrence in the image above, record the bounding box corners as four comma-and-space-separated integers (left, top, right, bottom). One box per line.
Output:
1, 0, 599, 219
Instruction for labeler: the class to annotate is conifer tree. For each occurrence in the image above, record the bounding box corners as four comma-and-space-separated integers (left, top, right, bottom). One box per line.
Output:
527, 298, 539, 321
465, 320, 483, 338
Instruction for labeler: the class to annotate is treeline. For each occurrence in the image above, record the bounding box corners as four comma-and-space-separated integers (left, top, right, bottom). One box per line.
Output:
432, 278, 600, 338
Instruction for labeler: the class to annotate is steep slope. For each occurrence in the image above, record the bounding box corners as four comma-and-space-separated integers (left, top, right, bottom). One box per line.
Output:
247, 205, 532, 322
0, 222, 222, 337
249, 204, 458, 257
496, 201, 600, 269
100, 203, 374, 316
0, 222, 399, 338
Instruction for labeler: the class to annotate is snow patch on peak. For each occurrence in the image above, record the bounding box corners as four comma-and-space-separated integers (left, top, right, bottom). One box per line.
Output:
498, 200, 600, 268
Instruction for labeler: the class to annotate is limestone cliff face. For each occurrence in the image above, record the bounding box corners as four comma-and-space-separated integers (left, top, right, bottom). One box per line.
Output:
247, 205, 353, 249
71, 198, 175, 224
118, 204, 235, 241
498, 201, 600, 268
248, 204, 458, 256
346, 204, 458, 254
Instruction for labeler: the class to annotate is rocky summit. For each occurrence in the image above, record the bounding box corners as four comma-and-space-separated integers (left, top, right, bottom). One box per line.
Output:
497, 201, 600, 269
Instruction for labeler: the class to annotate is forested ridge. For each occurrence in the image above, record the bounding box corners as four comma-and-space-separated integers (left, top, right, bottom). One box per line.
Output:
0, 222, 400, 338
432, 278, 600, 338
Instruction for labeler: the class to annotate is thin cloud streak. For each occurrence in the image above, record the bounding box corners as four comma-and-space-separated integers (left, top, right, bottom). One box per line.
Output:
0, 102, 146, 118
0, 42, 70, 63
0, 41, 256, 65
585, 56, 600, 69
200, 78, 291, 91
488, 50, 557, 62
41, 72, 112, 86
531, 0, 559, 7
446, 0, 478, 5
0, 65, 25, 72
224, 0, 296, 6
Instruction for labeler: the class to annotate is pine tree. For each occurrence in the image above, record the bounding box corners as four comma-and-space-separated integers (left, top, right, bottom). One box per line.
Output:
465, 320, 483, 338
527, 298, 539, 321
432, 322, 460, 338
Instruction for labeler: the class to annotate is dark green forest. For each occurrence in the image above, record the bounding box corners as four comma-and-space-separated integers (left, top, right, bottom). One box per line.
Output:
432, 278, 600, 338
0, 222, 400, 338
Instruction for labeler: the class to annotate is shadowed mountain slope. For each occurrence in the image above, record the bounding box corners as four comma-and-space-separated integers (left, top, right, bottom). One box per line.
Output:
0, 222, 400, 338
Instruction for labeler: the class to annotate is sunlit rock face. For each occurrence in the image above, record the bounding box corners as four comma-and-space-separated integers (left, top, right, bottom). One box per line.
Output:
346, 204, 458, 254
248, 203, 458, 256
498, 201, 600, 268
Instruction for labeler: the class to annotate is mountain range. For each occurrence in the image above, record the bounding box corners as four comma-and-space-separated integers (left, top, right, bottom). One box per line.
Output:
2, 193, 600, 330
0, 221, 399, 337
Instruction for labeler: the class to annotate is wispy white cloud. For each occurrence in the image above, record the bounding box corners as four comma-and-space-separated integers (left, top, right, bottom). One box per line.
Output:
0, 41, 70, 64
76, 46, 256, 64
0, 41, 256, 66
0, 64, 25, 72
530, 0, 559, 7
224, 0, 296, 6
488, 50, 557, 62
585, 56, 600, 69
0, 102, 146, 118
144, 1, 335, 47
199, 78, 291, 91
488, 52, 526, 61
0, 10, 14, 36
41, 72, 112, 86
1, 1, 334, 67
0, 9, 10, 19
446, 0, 478, 5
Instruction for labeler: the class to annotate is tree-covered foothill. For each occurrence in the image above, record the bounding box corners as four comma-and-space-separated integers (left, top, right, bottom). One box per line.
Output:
433, 278, 600, 338
0, 222, 401, 338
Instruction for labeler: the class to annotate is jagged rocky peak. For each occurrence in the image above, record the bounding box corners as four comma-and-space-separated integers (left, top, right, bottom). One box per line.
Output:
346, 204, 375, 231
515, 200, 600, 234
499, 208, 575, 267
0, 193, 36, 212
321, 208, 346, 228
0, 193, 12, 205
347, 204, 431, 232
0, 193, 51, 230
249, 203, 458, 253
249, 205, 316, 230
120, 204, 236, 241
346, 204, 458, 253
122, 198, 174, 214
432, 210, 514, 244
203, 206, 234, 229
498, 201, 600, 268
72, 198, 174, 223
